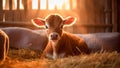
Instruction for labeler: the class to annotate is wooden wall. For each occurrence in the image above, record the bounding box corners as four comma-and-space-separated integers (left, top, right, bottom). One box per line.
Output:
70, 0, 113, 33
117, 0, 120, 32
0, 0, 117, 33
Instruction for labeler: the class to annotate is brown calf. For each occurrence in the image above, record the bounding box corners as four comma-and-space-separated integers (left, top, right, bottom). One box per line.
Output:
32, 14, 89, 59
0, 29, 9, 64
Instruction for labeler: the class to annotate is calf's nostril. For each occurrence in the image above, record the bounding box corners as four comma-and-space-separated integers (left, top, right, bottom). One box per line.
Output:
54, 34, 58, 38
50, 34, 58, 40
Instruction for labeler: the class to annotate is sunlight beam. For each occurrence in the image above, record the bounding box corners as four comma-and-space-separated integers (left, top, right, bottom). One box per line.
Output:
19, 0, 24, 9
3, 0, 9, 10
40, 0, 46, 10
32, 0, 38, 9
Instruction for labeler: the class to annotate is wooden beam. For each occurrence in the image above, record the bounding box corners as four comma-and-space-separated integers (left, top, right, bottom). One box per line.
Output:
112, 0, 117, 32
23, 0, 28, 10
0, 22, 38, 29
0, 22, 113, 28
9, 0, 12, 10
17, 0, 20, 10
104, 0, 112, 32
0, 0, 3, 10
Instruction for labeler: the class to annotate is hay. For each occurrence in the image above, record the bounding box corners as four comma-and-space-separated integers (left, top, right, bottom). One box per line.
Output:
0, 48, 120, 68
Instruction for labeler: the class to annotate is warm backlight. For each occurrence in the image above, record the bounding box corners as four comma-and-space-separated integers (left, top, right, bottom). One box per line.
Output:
32, 0, 77, 10
19, 0, 24, 9
3, 0, 77, 10
32, 0, 38, 9
48, 0, 70, 10
3, 0, 24, 10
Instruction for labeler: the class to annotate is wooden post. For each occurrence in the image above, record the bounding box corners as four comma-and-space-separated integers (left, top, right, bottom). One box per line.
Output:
112, 0, 117, 32
21, 0, 28, 21
9, 0, 12, 10
46, 0, 48, 10
17, 0, 20, 10
38, 0, 40, 10
29, 0, 32, 10
0, 0, 2, 10
104, 0, 112, 32
0, 0, 3, 22
23, 0, 28, 10
5, 0, 13, 21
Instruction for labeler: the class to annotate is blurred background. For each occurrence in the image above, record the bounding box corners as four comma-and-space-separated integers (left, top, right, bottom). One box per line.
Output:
0, 0, 119, 34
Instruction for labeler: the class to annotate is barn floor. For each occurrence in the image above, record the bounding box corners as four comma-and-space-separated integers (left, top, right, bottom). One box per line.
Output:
0, 48, 120, 68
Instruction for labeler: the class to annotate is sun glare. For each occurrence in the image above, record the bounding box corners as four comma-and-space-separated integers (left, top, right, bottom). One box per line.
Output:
32, 0, 74, 10
3, 0, 24, 10
12, 0, 17, 10
48, 0, 70, 10
19, 0, 24, 9
3, 0, 9, 10
40, 0, 47, 10
32, 0, 38, 9
3, 0, 77, 10
72, 0, 77, 9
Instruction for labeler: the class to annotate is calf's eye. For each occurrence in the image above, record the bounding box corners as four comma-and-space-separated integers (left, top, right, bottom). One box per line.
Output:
45, 25, 48, 29
60, 25, 63, 29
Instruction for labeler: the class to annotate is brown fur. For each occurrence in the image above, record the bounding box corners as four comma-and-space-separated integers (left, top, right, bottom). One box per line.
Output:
0, 29, 9, 64
41, 31, 90, 59
32, 14, 90, 59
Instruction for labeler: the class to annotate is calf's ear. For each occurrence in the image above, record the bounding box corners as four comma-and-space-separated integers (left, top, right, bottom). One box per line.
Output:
63, 16, 77, 27
31, 18, 45, 28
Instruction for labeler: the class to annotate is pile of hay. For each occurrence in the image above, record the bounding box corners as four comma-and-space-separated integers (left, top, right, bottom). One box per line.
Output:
0, 48, 120, 68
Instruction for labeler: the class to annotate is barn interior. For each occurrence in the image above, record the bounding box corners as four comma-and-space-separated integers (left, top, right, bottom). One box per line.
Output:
0, 0, 120, 68
0, 0, 119, 33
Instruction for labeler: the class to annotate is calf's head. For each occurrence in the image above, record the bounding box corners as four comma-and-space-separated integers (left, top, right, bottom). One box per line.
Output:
32, 14, 76, 42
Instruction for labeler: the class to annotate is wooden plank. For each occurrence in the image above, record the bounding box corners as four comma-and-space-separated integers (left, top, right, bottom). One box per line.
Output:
24, 0, 32, 21
23, 0, 28, 10
5, 10, 14, 21
0, 0, 3, 21
9, 0, 12, 10
0, 0, 3, 10
112, 0, 117, 32
46, 0, 48, 10
68, 23, 112, 33
0, 22, 113, 27
0, 11, 3, 21
13, 10, 27, 21
21, 10, 27, 21
13, 10, 21, 21
38, 0, 40, 10
21, 0, 28, 21
0, 22, 38, 29
0, 21, 112, 33
25, 10, 42, 21
17, 0, 20, 10
104, 0, 112, 32
94, 0, 105, 32
27, 0, 32, 10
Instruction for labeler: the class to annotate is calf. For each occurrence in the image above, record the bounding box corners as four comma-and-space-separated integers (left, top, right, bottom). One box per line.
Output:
1, 27, 48, 52
0, 29, 9, 64
32, 14, 90, 59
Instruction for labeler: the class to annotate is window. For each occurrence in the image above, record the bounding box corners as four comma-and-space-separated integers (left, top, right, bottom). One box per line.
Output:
3, 0, 77, 10
3, 0, 24, 10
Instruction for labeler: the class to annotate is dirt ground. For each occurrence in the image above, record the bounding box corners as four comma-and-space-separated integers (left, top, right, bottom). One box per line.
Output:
0, 48, 120, 68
